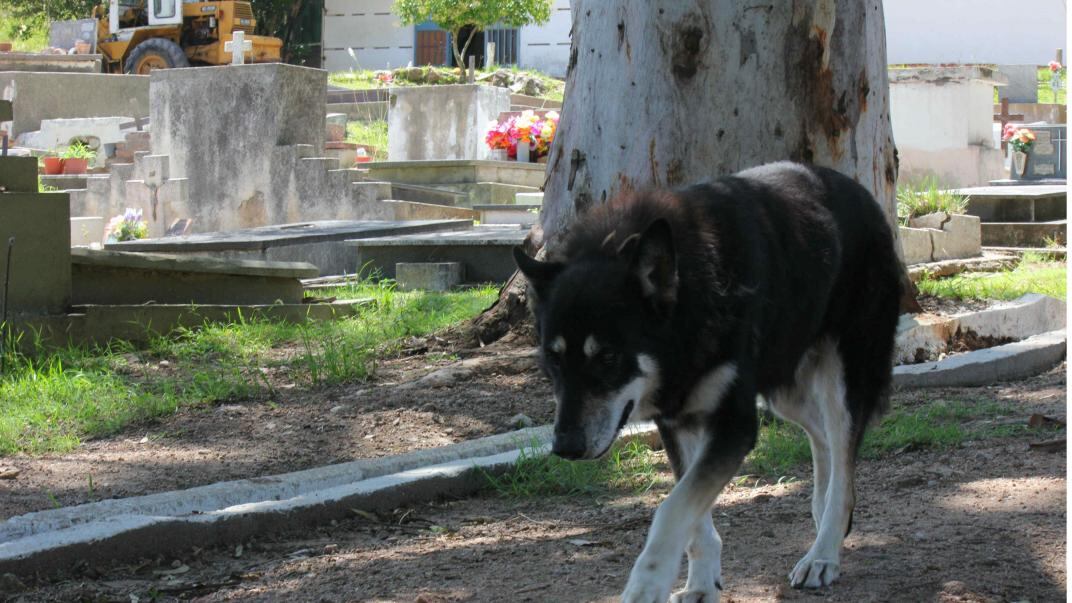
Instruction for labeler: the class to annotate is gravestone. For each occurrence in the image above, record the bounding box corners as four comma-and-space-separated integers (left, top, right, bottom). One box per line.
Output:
387, 85, 511, 161
997, 65, 1039, 103
106, 219, 473, 275
1014, 124, 1067, 180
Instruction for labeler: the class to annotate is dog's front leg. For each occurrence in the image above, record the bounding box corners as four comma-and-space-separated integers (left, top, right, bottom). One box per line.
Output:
621, 390, 757, 603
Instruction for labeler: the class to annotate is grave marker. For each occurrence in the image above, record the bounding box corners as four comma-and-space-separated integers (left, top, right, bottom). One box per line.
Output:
994, 98, 1025, 152
1018, 125, 1067, 180
224, 31, 253, 66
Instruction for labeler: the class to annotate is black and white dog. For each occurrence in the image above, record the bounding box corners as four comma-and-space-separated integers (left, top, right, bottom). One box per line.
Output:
514, 162, 902, 602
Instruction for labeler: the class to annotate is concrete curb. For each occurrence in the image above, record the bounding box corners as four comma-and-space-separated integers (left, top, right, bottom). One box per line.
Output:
0, 422, 657, 577
894, 329, 1066, 388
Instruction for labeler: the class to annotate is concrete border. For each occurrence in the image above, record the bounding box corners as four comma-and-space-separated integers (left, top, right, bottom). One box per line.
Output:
893, 329, 1066, 388
0, 423, 657, 577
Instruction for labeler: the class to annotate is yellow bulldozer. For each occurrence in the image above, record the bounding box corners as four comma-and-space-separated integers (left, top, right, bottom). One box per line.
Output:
89, 0, 282, 74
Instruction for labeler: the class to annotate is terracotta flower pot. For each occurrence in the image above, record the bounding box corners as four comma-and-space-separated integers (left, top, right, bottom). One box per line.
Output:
62, 158, 89, 174
42, 157, 65, 175
0, 42, 12, 53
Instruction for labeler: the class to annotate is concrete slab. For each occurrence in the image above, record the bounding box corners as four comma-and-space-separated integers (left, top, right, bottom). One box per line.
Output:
364, 160, 545, 189
474, 204, 540, 225
348, 225, 528, 282
0, 420, 656, 577
70, 217, 104, 246
105, 219, 473, 276
0, 156, 39, 192
893, 329, 1066, 388
981, 220, 1067, 247
382, 200, 478, 221
396, 262, 464, 291
955, 185, 1067, 222
0, 191, 72, 317
11, 299, 371, 352
71, 248, 318, 305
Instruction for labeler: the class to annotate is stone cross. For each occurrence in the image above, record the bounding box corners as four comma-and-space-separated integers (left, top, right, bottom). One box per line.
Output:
993, 98, 1025, 152
224, 31, 252, 65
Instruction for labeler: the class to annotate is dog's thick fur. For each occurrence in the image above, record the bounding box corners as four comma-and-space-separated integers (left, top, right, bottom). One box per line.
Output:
514, 162, 902, 602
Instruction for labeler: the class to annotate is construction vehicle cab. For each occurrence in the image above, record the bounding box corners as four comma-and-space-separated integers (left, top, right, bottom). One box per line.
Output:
94, 0, 282, 74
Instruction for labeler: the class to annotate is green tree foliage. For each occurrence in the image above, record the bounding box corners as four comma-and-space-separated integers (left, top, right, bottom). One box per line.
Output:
394, 0, 552, 67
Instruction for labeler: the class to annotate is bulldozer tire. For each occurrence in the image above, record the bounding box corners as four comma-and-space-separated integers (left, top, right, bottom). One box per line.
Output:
124, 38, 189, 75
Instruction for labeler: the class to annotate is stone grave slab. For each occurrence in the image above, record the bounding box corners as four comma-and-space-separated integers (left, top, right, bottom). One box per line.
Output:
0, 192, 72, 317
364, 160, 546, 189
105, 219, 473, 276
956, 184, 1066, 222
72, 248, 318, 305
347, 225, 528, 283
474, 204, 540, 225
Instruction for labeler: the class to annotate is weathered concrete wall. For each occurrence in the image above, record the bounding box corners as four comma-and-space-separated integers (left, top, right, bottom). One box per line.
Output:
139, 64, 389, 232
0, 72, 149, 137
0, 192, 72, 317
387, 85, 510, 161
890, 67, 1008, 186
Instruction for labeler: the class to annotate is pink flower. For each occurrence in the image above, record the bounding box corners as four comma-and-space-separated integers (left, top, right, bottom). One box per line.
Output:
1049, 61, 1062, 72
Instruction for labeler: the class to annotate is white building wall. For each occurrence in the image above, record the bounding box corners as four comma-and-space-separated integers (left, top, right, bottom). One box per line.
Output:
518, 0, 572, 77
323, 0, 413, 72
885, 0, 1066, 65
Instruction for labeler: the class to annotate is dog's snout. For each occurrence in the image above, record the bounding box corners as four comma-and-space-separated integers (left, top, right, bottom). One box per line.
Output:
551, 430, 587, 460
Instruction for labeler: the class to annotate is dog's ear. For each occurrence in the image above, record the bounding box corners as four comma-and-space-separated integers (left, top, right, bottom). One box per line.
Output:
513, 246, 563, 300
623, 219, 678, 315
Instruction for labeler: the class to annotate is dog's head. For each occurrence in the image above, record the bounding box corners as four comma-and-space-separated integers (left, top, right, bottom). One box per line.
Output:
513, 219, 678, 460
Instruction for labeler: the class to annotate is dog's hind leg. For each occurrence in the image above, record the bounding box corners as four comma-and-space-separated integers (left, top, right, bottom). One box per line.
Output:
788, 341, 854, 589
660, 424, 723, 603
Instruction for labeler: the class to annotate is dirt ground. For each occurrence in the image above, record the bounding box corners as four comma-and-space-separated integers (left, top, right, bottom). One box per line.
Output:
0, 298, 1011, 519
10, 365, 1066, 603
0, 337, 551, 519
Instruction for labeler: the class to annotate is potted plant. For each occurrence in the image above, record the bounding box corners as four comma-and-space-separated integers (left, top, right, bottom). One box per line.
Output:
41, 153, 65, 175
60, 141, 96, 174
1003, 125, 1035, 177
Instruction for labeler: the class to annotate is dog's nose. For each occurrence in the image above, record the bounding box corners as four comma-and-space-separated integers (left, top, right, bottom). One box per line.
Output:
551, 430, 587, 460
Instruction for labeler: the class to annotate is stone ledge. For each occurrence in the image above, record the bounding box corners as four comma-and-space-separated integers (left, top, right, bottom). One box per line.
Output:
893, 329, 1066, 388
71, 247, 319, 279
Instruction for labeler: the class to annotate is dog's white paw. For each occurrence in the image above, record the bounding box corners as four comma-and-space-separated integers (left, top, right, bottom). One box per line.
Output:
620, 578, 671, 603
669, 586, 721, 603
788, 554, 840, 588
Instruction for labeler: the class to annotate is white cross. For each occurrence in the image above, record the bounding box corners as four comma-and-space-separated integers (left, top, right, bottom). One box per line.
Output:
224, 31, 253, 65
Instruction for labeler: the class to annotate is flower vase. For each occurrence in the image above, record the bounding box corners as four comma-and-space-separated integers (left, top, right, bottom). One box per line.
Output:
517, 141, 531, 163
1013, 151, 1028, 177
490, 149, 507, 162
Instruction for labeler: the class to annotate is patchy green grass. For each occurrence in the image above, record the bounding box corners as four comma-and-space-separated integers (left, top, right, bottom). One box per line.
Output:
0, 281, 498, 455
345, 121, 388, 161
484, 439, 662, 498
329, 66, 565, 102
916, 252, 1066, 301
1036, 67, 1067, 104
745, 398, 1042, 477
896, 176, 969, 225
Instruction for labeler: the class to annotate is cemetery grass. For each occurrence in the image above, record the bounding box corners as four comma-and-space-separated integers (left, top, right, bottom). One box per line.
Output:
345, 120, 388, 160
18, 364, 1066, 603
329, 67, 566, 102
0, 281, 498, 457
915, 251, 1066, 301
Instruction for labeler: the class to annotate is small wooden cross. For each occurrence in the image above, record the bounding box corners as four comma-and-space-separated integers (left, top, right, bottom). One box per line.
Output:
993, 98, 1025, 152
224, 31, 253, 66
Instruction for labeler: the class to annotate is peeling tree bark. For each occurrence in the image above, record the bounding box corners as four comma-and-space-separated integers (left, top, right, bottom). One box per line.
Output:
473, 0, 902, 342
540, 0, 897, 247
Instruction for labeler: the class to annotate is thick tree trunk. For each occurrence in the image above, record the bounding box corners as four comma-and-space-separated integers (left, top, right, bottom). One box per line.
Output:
474, 0, 903, 342
540, 0, 897, 247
